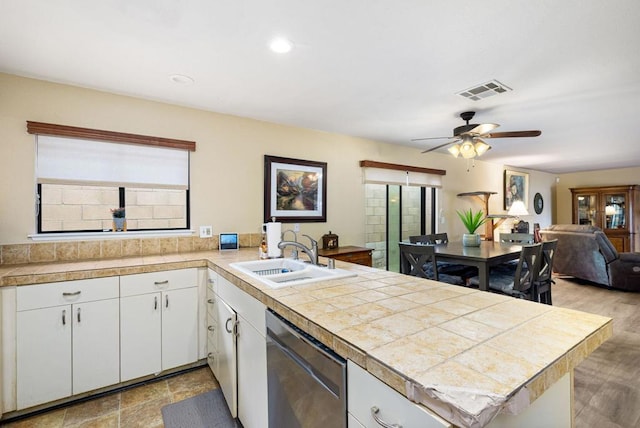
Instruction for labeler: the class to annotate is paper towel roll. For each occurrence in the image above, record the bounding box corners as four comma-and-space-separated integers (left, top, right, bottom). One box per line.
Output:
266, 222, 282, 258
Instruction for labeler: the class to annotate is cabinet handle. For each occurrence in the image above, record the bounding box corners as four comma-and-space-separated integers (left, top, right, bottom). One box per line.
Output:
154, 296, 158, 310
207, 352, 214, 360
154, 280, 169, 285
207, 298, 215, 304
207, 278, 215, 284
165, 294, 169, 308
62, 309, 66, 325
62, 291, 81, 297
371, 406, 402, 428
77, 307, 81, 323
225, 317, 239, 337
208, 325, 215, 332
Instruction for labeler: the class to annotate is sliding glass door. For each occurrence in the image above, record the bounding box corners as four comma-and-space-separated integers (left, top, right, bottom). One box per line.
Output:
365, 184, 436, 271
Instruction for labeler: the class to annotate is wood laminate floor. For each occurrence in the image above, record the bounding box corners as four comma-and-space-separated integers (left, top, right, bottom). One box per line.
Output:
2, 276, 637, 428
552, 275, 640, 428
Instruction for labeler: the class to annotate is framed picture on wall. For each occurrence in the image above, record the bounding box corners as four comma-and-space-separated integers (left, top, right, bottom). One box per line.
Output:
504, 169, 529, 210
264, 155, 327, 222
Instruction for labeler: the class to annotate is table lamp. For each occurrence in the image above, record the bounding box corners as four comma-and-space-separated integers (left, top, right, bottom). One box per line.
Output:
508, 200, 529, 232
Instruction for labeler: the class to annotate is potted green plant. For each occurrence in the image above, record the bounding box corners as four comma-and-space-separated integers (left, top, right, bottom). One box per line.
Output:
456, 208, 486, 247
111, 207, 126, 231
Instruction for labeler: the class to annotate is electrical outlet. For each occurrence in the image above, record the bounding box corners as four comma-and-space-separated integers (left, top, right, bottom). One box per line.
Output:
293, 223, 300, 232
199, 226, 213, 238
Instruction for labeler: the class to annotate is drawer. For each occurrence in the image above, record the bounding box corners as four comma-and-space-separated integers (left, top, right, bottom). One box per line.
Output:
207, 269, 218, 293
120, 268, 197, 297
333, 251, 372, 267
218, 275, 266, 335
347, 361, 451, 428
206, 286, 217, 317
17, 277, 119, 311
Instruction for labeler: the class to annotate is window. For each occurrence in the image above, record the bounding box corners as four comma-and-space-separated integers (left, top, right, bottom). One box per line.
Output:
28, 121, 195, 234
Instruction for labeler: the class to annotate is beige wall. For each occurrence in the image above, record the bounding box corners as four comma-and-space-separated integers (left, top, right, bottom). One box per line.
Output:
0, 73, 556, 245
554, 167, 640, 224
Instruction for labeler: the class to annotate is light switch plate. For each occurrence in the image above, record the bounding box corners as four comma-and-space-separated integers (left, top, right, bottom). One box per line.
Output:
199, 226, 213, 238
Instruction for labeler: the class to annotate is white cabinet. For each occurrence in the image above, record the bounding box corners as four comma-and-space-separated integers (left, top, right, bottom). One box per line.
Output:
16, 277, 120, 410
120, 269, 198, 382
347, 361, 451, 428
216, 298, 238, 418
216, 275, 268, 428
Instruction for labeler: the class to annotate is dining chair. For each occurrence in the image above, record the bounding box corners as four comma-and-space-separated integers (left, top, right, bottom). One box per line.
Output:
533, 239, 558, 304
499, 232, 535, 244
469, 243, 543, 300
409, 233, 477, 284
398, 243, 464, 285
399, 242, 438, 280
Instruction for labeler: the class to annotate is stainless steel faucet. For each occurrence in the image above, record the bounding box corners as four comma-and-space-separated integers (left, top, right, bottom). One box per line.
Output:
281, 229, 299, 259
278, 234, 318, 265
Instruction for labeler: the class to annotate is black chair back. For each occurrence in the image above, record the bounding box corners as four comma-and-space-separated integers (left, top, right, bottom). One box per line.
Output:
409, 233, 449, 244
399, 242, 438, 280
500, 233, 534, 244
535, 239, 558, 304
513, 243, 543, 293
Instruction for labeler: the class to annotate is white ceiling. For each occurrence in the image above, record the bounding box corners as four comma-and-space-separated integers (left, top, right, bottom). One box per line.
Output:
2, 1, 639, 174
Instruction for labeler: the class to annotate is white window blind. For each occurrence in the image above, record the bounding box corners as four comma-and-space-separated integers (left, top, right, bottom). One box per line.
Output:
362, 167, 442, 188
36, 135, 189, 189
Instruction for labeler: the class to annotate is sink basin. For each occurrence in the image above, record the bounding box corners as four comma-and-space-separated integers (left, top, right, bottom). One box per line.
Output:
229, 258, 357, 288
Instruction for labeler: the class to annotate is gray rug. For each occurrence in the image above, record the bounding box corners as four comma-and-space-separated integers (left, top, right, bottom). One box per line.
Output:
161, 389, 240, 428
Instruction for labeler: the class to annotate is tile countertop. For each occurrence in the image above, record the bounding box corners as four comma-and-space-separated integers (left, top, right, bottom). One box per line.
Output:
0, 249, 612, 427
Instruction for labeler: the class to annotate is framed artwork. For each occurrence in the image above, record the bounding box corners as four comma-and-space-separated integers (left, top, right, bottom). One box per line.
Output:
504, 169, 529, 210
264, 155, 327, 222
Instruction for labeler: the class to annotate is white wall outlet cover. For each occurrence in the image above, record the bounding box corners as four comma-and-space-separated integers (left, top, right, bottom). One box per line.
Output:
293, 223, 300, 232
199, 226, 213, 238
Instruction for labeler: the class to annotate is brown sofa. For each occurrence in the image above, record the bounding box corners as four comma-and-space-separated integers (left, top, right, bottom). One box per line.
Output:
540, 224, 640, 291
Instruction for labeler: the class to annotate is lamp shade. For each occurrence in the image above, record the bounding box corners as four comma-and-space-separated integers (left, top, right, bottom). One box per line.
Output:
605, 205, 617, 215
508, 200, 529, 216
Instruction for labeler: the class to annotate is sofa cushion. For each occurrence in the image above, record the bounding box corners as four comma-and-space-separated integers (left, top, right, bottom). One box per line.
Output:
546, 224, 602, 233
594, 231, 619, 263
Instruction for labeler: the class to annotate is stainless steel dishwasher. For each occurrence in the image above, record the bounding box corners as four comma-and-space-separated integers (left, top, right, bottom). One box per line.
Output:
266, 309, 347, 428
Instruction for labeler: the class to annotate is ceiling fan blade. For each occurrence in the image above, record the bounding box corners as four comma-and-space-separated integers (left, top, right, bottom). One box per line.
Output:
411, 136, 453, 142
421, 139, 461, 153
484, 130, 542, 138
467, 123, 499, 135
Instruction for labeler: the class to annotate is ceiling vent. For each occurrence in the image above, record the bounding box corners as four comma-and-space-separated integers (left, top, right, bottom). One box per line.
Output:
456, 80, 512, 101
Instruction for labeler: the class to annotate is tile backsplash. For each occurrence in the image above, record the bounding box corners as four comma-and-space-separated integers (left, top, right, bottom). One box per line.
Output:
0, 233, 262, 265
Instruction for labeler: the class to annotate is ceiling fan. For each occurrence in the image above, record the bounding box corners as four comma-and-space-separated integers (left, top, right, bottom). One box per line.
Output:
413, 111, 541, 159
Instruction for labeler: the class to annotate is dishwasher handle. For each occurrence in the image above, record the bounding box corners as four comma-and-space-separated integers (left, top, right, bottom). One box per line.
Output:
267, 327, 340, 400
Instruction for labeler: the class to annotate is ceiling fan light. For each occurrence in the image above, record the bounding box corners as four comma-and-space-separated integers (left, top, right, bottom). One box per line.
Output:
460, 140, 476, 159
474, 140, 491, 156
448, 144, 461, 158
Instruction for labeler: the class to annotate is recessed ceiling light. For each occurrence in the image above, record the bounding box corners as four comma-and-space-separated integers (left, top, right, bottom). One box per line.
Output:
169, 74, 194, 85
269, 37, 293, 54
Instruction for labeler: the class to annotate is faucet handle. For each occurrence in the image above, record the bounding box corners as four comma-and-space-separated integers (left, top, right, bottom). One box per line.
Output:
302, 234, 318, 247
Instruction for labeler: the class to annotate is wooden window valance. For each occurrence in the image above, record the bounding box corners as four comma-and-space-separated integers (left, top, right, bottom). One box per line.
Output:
27, 121, 196, 151
359, 160, 446, 175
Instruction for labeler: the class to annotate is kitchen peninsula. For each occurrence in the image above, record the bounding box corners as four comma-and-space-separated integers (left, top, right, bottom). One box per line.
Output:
0, 248, 611, 427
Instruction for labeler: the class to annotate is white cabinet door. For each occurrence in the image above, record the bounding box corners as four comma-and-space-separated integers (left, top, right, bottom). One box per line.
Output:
236, 315, 268, 428
72, 298, 120, 394
161, 287, 198, 370
17, 305, 72, 409
120, 292, 162, 382
216, 298, 238, 418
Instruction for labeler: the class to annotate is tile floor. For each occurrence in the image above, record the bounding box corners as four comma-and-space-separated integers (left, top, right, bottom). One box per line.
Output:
1, 366, 219, 428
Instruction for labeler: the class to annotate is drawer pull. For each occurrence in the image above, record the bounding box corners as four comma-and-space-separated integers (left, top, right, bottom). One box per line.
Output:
207, 298, 215, 304
371, 406, 402, 428
207, 278, 215, 284
207, 352, 214, 360
154, 280, 169, 285
62, 291, 81, 297
208, 325, 215, 332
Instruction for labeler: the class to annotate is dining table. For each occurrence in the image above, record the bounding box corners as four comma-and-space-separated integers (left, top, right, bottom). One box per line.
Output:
432, 240, 523, 291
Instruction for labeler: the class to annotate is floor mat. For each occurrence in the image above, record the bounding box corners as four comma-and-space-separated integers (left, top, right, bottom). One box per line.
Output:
161, 389, 240, 428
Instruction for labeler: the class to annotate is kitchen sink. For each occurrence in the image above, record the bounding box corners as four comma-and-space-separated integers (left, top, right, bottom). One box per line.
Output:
229, 258, 357, 288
